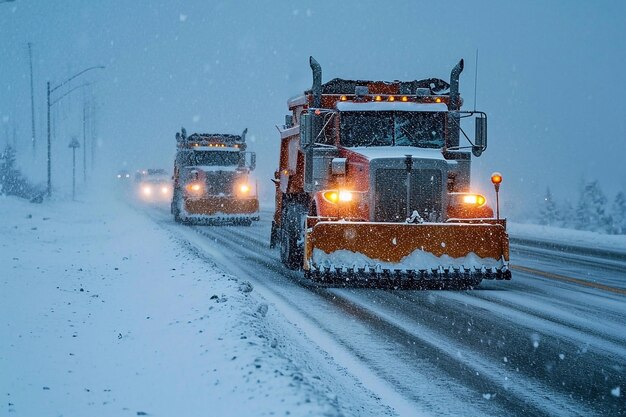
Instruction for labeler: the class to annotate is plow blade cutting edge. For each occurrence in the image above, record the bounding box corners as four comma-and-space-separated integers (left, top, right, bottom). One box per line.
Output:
304, 221, 510, 281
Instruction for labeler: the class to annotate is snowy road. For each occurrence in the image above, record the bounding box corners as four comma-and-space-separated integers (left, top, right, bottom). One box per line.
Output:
145, 206, 626, 417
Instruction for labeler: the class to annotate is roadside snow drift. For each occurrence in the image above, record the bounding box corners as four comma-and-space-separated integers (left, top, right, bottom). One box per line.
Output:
0, 193, 340, 416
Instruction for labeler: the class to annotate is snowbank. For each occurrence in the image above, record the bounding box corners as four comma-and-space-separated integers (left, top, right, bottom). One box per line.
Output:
0, 194, 337, 416
508, 221, 626, 254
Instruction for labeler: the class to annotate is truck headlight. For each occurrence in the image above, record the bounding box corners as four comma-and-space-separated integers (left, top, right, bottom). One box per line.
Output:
185, 182, 203, 194
453, 193, 486, 207
239, 184, 250, 194
323, 190, 354, 203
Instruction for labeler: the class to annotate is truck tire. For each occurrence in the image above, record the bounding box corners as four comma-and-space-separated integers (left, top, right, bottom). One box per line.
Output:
280, 202, 307, 269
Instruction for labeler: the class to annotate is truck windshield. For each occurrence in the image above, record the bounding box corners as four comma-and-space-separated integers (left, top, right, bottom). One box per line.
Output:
340, 111, 445, 148
192, 150, 239, 166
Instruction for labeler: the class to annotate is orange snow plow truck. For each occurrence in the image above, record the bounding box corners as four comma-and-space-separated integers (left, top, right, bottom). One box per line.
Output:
270, 57, 510, 286
171, 128, 259, 225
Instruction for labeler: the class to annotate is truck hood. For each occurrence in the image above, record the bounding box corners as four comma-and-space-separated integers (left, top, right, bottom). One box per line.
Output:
344, 146, 446, 161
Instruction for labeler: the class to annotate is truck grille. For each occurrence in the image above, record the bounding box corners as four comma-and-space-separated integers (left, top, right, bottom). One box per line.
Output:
374, 168, 443, 222
204, 171, 236, 196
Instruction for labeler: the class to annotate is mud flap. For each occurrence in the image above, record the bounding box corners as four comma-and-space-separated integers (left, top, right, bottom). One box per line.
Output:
304, 220, 510, 280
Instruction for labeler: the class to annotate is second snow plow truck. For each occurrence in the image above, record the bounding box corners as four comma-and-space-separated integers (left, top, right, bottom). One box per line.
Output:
270, 57, 510, 287
171, 128, 259, 225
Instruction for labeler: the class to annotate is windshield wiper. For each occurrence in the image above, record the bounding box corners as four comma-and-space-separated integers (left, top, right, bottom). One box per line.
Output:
399, 125, 419, 146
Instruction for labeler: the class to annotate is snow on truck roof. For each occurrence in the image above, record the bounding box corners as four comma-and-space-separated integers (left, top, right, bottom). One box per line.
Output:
311, 77, 450, 95
336, 101, 448, 112
176, 129, 248, 149
191, 146, 241, 152
188, 133, 243, 141
289, 78, 451, 109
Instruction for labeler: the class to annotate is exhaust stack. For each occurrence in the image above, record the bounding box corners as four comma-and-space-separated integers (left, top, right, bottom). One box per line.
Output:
447, 59, 464, 149
449, 59, 464, 111
310, 56, 322, 108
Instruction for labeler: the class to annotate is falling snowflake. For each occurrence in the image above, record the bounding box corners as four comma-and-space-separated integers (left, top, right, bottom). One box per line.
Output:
530, 333, 541, 349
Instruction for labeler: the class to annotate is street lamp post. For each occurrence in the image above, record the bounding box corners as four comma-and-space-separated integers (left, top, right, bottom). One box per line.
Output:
46, 65, 104, 197
68, 137, 80, 201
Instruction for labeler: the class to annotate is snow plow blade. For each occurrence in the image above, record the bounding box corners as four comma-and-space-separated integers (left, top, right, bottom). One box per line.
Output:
304, 220, 510, 283
179, 197, 259, 225
185, 197, 259, 216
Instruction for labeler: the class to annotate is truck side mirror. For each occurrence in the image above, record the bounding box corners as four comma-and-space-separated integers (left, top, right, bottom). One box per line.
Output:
473, 115, 487, 157
250, 152, 256, 171
300, 111, 323, 148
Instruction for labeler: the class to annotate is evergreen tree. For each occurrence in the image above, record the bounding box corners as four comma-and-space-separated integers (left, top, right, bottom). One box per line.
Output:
576, 181, 610, 232
611, 192, 626, 235
539, 187, 559, 226
0, 145, 42, 200
0, 145, 18, 196
558, 199, 576, 228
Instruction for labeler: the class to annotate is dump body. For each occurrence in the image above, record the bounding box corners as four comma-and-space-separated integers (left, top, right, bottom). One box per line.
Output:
271, 57, 510, 285
171, 129, 259, 225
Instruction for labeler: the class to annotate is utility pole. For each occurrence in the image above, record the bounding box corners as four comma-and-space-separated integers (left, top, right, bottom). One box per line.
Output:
90, 97, 96, 168
82, 95, 87, 182
47, 81, 51, 197
28, 43, 36, 155
12, 120, 17, 149
68, 137, 80, 200
46, 65, 104, 198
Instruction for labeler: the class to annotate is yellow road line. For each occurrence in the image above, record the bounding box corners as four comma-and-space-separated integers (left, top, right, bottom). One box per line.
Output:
511, 265, 626, 296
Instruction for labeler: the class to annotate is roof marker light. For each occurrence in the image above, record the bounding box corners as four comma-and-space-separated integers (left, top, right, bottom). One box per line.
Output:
401, 96, 408, 102
388, 96, 395, 102
435, 97, 442, 103
340, 95, 348, 101
374, 95, 382, 102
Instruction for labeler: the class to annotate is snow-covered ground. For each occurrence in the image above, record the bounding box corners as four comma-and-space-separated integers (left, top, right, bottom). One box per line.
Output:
508, 221, 626, 254
0, 191, 351, 417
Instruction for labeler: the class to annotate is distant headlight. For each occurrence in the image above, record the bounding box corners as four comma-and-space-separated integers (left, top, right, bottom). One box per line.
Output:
142, 185, 152, 195
161, 186, 169, 194
117, 174, 122, 178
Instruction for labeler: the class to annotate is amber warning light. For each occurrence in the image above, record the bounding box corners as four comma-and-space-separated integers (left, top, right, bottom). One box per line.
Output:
491, 172, 503, 220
